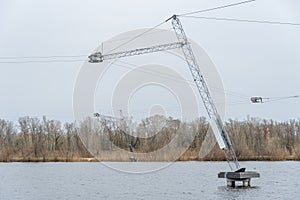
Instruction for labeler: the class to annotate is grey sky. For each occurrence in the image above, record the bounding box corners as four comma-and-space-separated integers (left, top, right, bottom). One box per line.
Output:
0, 0, 299, 122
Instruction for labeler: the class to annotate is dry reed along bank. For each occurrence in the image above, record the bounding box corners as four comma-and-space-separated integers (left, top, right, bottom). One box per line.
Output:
0, 116, 299, 162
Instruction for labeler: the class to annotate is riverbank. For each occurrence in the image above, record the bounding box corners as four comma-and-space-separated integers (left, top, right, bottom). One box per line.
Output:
1, 155, 299, 162
1, 116, 300, 162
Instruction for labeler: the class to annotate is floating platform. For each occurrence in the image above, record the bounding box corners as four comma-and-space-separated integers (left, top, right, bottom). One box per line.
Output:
218, 170, 260, 187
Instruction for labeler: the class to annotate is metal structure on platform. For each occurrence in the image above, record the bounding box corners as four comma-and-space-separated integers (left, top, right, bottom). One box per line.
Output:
89, 15, 260, 187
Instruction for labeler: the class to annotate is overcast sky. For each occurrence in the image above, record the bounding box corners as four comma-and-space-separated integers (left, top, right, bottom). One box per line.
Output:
0, 0, 299, 122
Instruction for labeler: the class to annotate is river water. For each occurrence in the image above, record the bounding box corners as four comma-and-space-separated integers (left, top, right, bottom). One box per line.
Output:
0, 161, 299, 200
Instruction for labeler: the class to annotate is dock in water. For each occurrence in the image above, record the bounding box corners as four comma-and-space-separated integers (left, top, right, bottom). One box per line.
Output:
218, 171, 260, 187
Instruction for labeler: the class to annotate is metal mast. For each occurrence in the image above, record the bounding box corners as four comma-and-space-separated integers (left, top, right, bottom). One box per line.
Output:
168, 15, 240, 171
89, 15, 241, 171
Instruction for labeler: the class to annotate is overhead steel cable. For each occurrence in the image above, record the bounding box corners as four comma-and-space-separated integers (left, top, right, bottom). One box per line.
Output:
179, 0, 256, 16
105, 21, 166, 54
0, 59, 86, 64
0, 55, 88, 63
180, 15, 300, 26
264, 95, 299, 102
0, 22, 167, 62
114, 60, 250, 100
0, 55, 87, 59
103, 29, 173, 45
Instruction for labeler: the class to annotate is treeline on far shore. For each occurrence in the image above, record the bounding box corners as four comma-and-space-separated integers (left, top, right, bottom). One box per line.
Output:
0, 115, 299, 162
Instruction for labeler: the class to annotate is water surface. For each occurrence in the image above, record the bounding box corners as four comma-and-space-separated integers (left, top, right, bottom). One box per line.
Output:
0, 161, 299, 200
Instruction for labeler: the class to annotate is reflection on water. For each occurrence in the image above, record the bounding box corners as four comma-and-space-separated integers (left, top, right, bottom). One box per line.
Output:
217, 186, 261, 200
